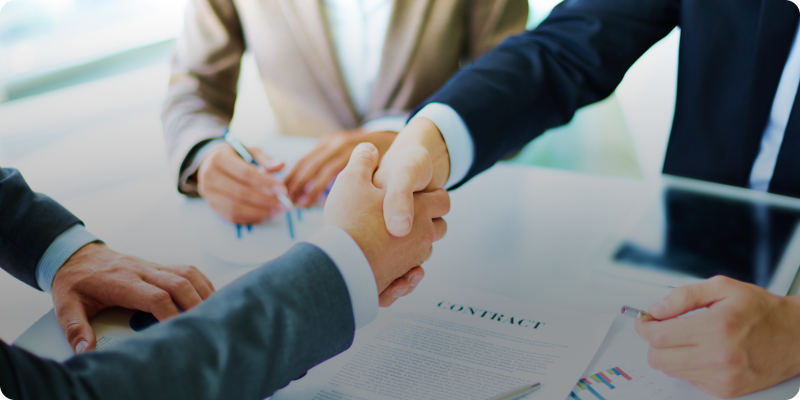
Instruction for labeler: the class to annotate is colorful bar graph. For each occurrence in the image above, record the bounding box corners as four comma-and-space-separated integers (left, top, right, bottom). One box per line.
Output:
614, 367, 633, 381
585, 384, 607, 400
575, 366, 637, 400
595, 373, 615, 389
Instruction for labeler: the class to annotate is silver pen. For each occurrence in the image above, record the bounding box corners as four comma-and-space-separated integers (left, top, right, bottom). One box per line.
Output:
620, 305, 658, 322
486, 383, 541, 400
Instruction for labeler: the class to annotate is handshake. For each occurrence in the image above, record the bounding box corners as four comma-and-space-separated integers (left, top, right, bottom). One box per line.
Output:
323, 140, 450, 307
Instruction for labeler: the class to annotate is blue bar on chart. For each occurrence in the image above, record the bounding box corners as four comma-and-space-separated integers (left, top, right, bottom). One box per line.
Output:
570, 392, 583, 400
595, 373, 615, 389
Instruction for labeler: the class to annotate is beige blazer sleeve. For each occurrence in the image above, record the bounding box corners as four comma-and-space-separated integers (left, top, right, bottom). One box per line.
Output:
161, 0, 244, 195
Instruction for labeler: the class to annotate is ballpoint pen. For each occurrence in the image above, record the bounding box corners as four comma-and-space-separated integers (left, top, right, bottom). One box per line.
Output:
222, 130, 296, 239
620, 305, 658, 321
486, 383, 541, 400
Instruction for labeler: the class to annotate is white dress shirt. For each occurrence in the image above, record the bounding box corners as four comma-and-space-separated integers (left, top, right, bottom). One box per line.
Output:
748, 23, 800, 192
420, 23, 800, 192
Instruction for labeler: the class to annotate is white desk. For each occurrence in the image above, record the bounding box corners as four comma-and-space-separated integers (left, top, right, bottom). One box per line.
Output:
8, 149, 800, 398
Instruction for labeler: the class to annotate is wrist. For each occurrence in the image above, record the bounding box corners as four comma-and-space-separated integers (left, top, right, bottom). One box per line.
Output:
783, 295, 800, 376
394, 118, 450, 188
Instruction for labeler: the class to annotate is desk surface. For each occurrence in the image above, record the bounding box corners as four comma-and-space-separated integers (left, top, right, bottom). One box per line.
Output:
5, 138, 800, 399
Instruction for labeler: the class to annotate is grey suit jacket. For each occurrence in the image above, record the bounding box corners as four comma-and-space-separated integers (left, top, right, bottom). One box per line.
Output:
0, 242, 356, 400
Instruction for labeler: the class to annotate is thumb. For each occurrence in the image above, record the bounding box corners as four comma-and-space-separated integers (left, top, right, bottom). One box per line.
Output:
249, 147, 285, 173
56, 298, 97, 355
381, 147, 433, 237
341, 142, 380, 183
648, 276, 732, 320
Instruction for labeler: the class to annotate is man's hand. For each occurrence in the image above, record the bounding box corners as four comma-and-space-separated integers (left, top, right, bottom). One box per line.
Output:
325, 143, 450, 302
635, 276, 800, 398
198, 145, 288, 224
51, 243, 215, 354
373, 118, 451, 237
285, 129, 398, 208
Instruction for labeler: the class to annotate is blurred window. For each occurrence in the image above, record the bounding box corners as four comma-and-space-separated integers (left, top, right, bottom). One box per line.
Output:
0, 0, 186, 86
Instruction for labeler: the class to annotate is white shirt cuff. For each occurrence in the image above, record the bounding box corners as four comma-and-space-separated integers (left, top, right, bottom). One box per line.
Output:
411, 103, 474, 189
179, 139, 229, 192
35, 225, 100, 293
361, 116, 409, 133
306, 225, 378, 329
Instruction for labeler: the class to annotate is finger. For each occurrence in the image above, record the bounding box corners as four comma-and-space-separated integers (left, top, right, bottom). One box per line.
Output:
635, 316, 704, 348
127, 281, 182, 321
300, 156, 348, 208
414, 189, 451, 219
340, 143, 380, 185
286, 146, 335, 201
206, 168, 283, 212
248, 147, 285, 173
378, 279, 410, 307
648, 276, 735, 320
148, 270, 204, 312
431, 218, 448, 242
162, 265, 215, 300
218, 151, 286, 195
55, 297, 97, 354
206, 193, 277, 225
382, 150, 432, 237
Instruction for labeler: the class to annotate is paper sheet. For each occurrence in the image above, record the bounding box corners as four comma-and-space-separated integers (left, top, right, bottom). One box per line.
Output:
273, 284, 615, 400
188, 199, 325, 265
569, 321, 800, 400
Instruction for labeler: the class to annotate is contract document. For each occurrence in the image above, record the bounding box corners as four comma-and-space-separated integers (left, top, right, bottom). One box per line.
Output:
273, 284, 615, 400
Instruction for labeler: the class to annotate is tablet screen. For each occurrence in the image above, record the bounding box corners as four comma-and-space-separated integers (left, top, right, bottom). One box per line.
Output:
613, 188, 800, 289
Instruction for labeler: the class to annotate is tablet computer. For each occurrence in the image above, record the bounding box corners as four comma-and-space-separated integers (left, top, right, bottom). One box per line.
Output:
595, 176, 800, 295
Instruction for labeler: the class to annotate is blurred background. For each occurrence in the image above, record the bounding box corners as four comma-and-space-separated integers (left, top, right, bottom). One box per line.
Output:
0, 0, 679, 342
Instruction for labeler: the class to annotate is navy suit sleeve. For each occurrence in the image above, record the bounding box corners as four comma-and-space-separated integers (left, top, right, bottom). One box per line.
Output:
0, 168, 82, 290
0, 243, 356, 400
422, 0, 680, 187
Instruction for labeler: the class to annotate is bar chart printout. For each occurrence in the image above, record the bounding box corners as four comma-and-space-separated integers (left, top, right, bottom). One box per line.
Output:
569, 366, 671, 400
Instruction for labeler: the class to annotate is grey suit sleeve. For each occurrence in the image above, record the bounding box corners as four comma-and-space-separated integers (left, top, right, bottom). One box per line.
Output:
0, 168, 82, 290
0, 242, 356, 400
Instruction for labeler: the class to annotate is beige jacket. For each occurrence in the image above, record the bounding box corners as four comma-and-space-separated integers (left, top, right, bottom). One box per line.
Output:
162, 0, 528, 194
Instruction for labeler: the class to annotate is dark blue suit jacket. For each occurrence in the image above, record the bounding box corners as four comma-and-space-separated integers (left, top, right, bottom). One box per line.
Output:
0, 168, 82, 290
423, 0, 800, 197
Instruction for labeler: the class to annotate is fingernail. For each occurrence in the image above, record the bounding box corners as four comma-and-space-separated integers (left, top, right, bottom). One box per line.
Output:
272, 185, 287, 195
298, 194, 310, 207
75, 341, 89, 355
389, 214, 411, 234
393, 287, 408, 298
410, 275, 423, 287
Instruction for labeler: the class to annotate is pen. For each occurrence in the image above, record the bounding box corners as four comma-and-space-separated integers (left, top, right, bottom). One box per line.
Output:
486, 383, 541, 400
222, 130, 296, 239
620, 305, 658, 321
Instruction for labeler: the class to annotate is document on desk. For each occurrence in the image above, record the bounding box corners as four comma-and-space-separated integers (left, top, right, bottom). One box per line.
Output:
571, 324, 800, 400
273, 284, 615, 400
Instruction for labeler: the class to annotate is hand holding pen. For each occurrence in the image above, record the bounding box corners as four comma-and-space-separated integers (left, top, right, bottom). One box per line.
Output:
623, 275, 800, 398
195, 130, 289, 226
221, 131, 298, 238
